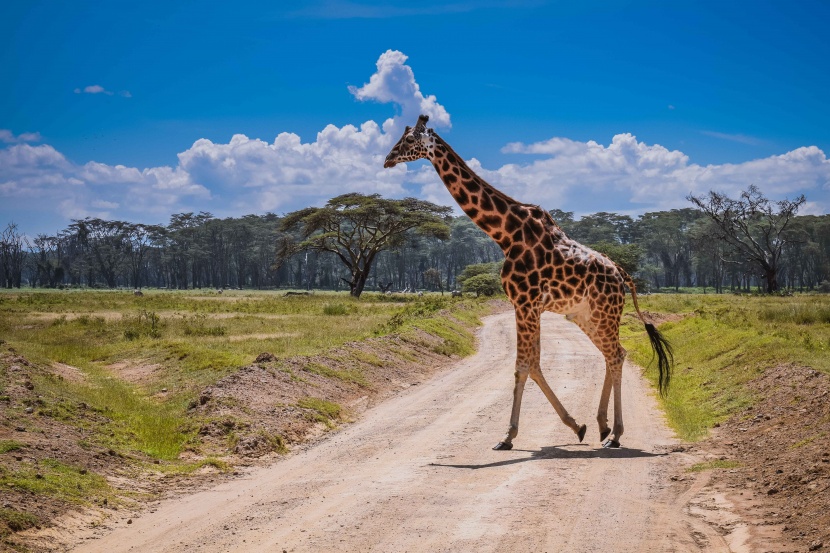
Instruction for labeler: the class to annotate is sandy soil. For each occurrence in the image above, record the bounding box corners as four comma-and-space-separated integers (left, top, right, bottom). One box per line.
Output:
68, 311, 746, 553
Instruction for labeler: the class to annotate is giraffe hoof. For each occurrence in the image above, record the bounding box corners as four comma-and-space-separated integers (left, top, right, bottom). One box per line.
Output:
600, 429, 611, 442
602, 439, 621, 449
493, 441, 513, 451
577, 424, 587, 443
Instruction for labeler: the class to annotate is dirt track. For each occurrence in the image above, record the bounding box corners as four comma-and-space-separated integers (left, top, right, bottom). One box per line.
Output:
72, 311, 735, 553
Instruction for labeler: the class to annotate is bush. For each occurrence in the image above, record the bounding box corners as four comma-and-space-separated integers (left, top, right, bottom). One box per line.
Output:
462, 273, 503, 297
456, 262, 503, 288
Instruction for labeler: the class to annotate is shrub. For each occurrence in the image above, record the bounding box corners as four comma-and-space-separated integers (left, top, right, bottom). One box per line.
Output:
462, 273, 503, 297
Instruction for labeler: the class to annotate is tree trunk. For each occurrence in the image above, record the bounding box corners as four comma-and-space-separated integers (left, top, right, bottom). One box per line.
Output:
764, 266, 779, 293
350, 269, 370, 298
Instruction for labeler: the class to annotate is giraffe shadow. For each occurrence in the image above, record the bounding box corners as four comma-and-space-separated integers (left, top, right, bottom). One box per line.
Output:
429, 444, 668, 470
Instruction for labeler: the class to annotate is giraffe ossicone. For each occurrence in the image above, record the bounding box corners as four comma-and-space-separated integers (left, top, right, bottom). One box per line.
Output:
384, 114, 674, 450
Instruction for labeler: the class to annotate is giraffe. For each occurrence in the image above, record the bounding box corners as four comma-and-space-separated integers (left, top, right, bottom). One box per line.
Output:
384, 115, 673, 449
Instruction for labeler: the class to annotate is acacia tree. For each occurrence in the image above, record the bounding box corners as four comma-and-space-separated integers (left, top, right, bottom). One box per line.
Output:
278, 193, 452, 298
688, 185, 805, 293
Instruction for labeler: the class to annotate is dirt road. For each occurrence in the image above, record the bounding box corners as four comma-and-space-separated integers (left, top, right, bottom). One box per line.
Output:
73, 311, 731, 553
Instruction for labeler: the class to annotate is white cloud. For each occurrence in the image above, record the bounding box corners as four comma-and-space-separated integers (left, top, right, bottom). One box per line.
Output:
0, 142, 210, 223
75, 84, 113, 95
74, 84, 131, 97
496, 134, 830, 213
349, 49, 451, 136
178, 121, 405, 213
0, 129, 42, 143
3, 50, 828, 236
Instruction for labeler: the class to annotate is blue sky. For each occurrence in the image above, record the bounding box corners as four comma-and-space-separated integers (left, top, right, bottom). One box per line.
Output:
2, 0, 829, 237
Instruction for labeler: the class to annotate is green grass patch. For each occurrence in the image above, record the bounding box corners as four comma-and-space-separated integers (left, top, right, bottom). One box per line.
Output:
322, 303, 349, 316
790, 433, 825, 449
350, 350, 384, 367
0, 507, 39, 534
0, 441, 25, 454
0, 459, 113, 505
297, 397, 342, 427
0, 290, 493, 472
303, 362, 368, 386
622, 293, 830, 442
686, 459, 741, 472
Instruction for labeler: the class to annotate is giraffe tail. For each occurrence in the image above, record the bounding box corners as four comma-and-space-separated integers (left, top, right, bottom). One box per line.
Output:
619, 267, 674, 397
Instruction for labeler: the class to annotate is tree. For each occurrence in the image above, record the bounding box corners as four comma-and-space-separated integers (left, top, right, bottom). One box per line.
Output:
568, 212, 636, 245
423, 267, 444, 294
0, 223, 25, 288
68, 218, 131, 288
589, 242, 643, 277
638, 209, 702, 290
462, 273, 503, 297
278, 193, 452, 298
689, 185, 805, 293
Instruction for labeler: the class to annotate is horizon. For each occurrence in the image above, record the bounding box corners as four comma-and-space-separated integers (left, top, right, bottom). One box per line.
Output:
2, 1, 829, 238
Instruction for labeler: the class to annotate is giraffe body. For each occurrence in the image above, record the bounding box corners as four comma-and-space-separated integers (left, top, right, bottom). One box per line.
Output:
384, 115, 672, 449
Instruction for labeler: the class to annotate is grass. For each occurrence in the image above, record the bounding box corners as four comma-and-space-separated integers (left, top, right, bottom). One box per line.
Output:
686, 459, 741, 472
0, 458, 114, 505
303, 362, 368, 386
0, 508, 39, 534
297, 397, 342, 427
0, 289, 493, 464
622, 293, 830, 442
0, 441, 25, 454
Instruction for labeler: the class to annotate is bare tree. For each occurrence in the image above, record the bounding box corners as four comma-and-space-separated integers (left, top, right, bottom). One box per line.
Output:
0, 223, 25, 287
688, 185, 805, 293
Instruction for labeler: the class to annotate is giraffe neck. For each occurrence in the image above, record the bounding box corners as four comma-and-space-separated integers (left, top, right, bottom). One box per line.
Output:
428, 133, 522, 247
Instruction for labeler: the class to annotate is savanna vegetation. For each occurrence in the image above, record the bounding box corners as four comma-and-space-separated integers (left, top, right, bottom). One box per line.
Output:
2, 182, 829, 547
0, 289, 493, 461
622, 293, 830, 441
2, 186, 828, 296
0, 287, 502, 546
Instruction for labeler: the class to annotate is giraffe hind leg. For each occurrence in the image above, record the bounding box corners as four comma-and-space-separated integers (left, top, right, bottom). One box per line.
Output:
494, 370, 527, 450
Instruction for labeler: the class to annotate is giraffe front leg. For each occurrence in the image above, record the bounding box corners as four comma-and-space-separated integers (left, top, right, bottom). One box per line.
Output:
596, 367, 613, 443
530, 369, 587, 442
494, 307, 539, 451
493, 370, 528, 450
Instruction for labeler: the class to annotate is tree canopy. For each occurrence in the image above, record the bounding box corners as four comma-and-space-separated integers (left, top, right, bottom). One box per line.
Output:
278, 193, 452, 297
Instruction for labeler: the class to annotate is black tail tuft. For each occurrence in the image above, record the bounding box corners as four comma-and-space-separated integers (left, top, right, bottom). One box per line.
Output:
645, 323, 674, 397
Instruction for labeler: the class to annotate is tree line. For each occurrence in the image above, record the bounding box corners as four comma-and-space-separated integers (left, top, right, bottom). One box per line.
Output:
2, 187, 828, 295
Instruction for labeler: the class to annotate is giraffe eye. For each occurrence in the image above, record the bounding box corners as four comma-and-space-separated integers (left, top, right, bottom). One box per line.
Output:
405, 136, 415, 143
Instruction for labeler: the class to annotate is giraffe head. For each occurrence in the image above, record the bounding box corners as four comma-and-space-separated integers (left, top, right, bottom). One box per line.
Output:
383, 114, 434, 168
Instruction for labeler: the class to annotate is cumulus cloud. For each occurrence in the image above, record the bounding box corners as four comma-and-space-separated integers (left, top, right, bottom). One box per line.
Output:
3, 50, 828, 235
0, 142, 210, 224
2, 50, 451, 230
496, 134, 830, 213
177, 121, 407, 213
349, 50, 451, 136
0, 129, 42, 143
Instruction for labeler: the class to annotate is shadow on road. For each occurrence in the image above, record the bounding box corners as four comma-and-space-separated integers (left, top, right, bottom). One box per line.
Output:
429, 444, 669, 470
